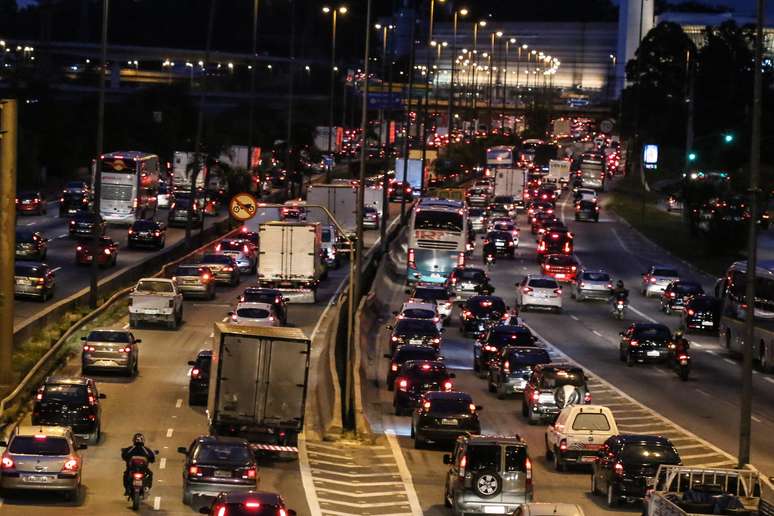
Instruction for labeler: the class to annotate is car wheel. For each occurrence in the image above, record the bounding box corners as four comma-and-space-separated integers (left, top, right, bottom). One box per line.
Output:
443, 484, 453, 508
488, 373, 496, 393
473, 359, 480, 373
607, 484, 618, 507
665, 304, 672, 315
527, 407, 538, 425
591, 472, 599, 495
414, 437, 424, 449
626, 351, 635, 367
545, 436, 553, 460
521, 400, 528, 417
182, 489, 193, 506
619, 346, 626, 362
760, 341, 772, 373
553, 448, 566, 472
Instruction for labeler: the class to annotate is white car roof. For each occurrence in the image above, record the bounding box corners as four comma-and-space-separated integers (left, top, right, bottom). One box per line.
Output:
402, 300, 437, 312
236, 302, 274, 312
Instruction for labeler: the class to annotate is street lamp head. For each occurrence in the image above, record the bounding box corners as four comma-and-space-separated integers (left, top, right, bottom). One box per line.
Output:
459, 8, 469, 16
495, 31, 503, 37
482, 52, 488, 57
375, 23, 382, 29
509, 38, 516, 44
522, 44, 528, 49
442, 41, 448, 47
338, 6, 347, 13
322, 6, 330, 13
531, 49, 537, 55
430, 40, 438, 46
478, 20, 487, 27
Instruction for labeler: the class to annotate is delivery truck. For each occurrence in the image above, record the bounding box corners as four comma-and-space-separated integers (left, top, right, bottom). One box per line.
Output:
306, 183, 358, 236
172, 151, 206, 191
207, 323, 311, 452
364, 185, 384, 213
257, 222, 324, 303
394, 158, 424, 195
493, 167, 526, 211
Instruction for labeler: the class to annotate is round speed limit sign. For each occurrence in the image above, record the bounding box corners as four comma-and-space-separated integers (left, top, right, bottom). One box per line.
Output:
229, 192, 259, 221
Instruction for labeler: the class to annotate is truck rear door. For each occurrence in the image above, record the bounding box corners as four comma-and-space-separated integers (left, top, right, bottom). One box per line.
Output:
257, 339, 310, 426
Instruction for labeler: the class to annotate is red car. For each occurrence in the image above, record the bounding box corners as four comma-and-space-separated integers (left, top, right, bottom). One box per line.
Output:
16, 191, 47, 215
537, 229, 574, 261
76, 237, 119, 267
541, 254, 580, 282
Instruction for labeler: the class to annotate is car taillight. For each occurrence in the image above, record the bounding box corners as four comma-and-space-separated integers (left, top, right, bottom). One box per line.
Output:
224, 266, 234, 272
188, 465, 201, 477
459, 455, 467, 479
607, 283, 613, 289
231, 313, 238, 321
128, 228, 134, 235
1, 453, 15, 470
432, 338, 441, 344
408, 249, 417, 269
559, 439, 567, 452
538, 242, 545, 252
687, 309, 695, 316
525, 457, 533, 487
82, 345, 95, 352
614, 462, 624, 475
650, 277, 657, 283
423, 401, 431, 411
584, 392, 592, 403
522, 287, 533, 294
532, 391, 540, 401
119, 346, 131, 353
168, 299, 174, 308
104, 248, 111, 255
503, 360, 510, 373
242, 467, 257, 479
154, 230, 161, 237
201, 273, 211, 282
669, 292, 676, 298
457, 252, 465, 267
484, 345, 497, 352
390, 364, 398, 372
62, 457, 80, 472
554, 288, 562, 295
76, 245, 83, 252
629, 339, 639, 347
191, 367, 201, 378
398, 378, 408, 391
563, 242, 571, 253
678, 354, 689, 360
571, 266, 577, 271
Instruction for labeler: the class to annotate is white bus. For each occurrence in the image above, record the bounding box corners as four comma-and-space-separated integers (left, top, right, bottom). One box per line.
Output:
717, 260, 774, 372
407, 199, 467, 285
98, 151, 161, 224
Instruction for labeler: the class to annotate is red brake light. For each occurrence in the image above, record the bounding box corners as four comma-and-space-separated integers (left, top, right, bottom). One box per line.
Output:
532, 391, 540, 401
62, 457, 80, 472
82, 345, 95, 352
398, 378, 408, 391
687, 309, 695, 316
391, 364, 398, 371
1, 454, 14, 470
444, 380, 453, 391
614, 462, 624, 475
188, 466, 200, 477
191, 367, 201, 378
133, 471, 144, 480
459, 455, 467, 478
407, 248, 416, 269
423, 401, 431, 411
559, 439, 568, 451
522, 287, 533, 294
629, 339, 639, 347
584, 392, 592, 403
242, 468, 257, 479
201, 273, 211, 281
525, 457, 533, 487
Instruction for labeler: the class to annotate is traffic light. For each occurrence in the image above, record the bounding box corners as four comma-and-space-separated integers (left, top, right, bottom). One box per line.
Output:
688, 152, 697, 162
723, 133, 734, 143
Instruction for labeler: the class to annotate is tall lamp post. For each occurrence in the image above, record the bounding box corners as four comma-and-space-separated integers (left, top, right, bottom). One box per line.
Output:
502, 37, 515, 130
247, 0, 260, 181
376, 22, 394, 250
470, 20, 486, 129
448, 7, 468, 133
419, 0, 445, 192
487, 31, 501, 129
322, 5, 348, 183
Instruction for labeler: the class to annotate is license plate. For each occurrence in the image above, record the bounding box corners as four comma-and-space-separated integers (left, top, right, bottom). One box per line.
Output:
581, 455, 598, 462
409, 339, 424, 345
461, 283, 474, 290
647, 350, 661, 357
132, 478, 144, 487
24, 475, 48, 483
584, 443, 603, 450
680, 359, 688, 366
141, 309, 160, 315
95, 360, 118, 367
441, 418, 458, 425
214, 470, 232, 478
431, 273, 442, 278
555, 273, 566, 279
702, 321, 714, 326
484, 506, 506, 514
495, 242, 505, 247
15, 278, 28, 285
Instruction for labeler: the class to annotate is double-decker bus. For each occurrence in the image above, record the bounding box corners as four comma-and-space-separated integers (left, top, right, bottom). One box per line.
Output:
407, 198, 467, 285
97, 151, 161, 224
716, 260, 774, 372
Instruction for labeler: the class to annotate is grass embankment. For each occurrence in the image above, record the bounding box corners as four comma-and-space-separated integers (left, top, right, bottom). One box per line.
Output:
607, 187, 740, 278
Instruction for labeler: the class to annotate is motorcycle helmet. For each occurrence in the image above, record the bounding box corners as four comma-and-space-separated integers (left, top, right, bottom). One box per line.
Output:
132, 433, 145, 446
674, 329, 684, 338
616, 280, 624, 289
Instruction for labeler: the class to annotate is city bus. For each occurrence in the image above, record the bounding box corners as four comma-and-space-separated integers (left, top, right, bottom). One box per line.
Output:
407, 200, 467, 285
716, 260, 774, 372
97, 151, 161, 225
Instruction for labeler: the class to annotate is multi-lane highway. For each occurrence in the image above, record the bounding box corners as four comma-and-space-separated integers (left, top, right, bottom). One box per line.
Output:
361, 185, 774, 516
13, 199, 229, 327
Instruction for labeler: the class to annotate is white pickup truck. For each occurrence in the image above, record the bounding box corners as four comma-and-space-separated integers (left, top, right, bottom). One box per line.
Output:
129, 278, 184, 329
545, 404, 618, 471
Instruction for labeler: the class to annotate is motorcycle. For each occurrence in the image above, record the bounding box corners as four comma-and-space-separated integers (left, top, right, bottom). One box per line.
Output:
484, 253, 496, 269
126, 456, 154, 511
610, 294, 628, 320
668, 343, 691, 381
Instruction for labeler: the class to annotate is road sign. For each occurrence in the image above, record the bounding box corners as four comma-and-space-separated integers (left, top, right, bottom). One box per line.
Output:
365, 92, 403, 110
600, 119, 615, 134
229, 192, 259, 221
643, 144, 659, 170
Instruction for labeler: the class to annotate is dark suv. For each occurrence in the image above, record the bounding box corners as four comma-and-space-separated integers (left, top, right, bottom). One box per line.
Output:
474, 325, 537, 375
386, 345, 441, 391
393, 360, 455, 416
411, 391, 481, 448
619, 323, 672, 366
488, 346, 552, 399
386, 319, 442, 356
188, 350, 212, 406
31, 376, 106, 444
660, 280, 704, 315
447, 267, 490, 302
522, 364, 590, 424
239, 287, 289, 325
443, 435, 533, 515
68, 211, 105, 238
591, 435, 681, 507
682, 295, 720, 332
459, 295, 507, 337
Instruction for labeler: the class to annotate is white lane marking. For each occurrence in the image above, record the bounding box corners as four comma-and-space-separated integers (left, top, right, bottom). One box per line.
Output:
610, 227, 632, 254
764, 377, 774, 385
591, 330, 603, 337
628, 304, 658, 323
298, 435, 323, 516
692, 342, 703, 348
153, 496, 161, 510
50, 267, 62, 273
723, 358, 736, 366
752, 415, 762, 423
166, 428, 174, 438
695, 389, 711, 397
26, 221, 37, 226
122, 323, 129, 329
385, 430, 424, 516
221, 317, 229, 322
570, 315, 579, 321
705, 350, 717, 355
57, 233, 68, 239
680, 451, 724, 460
159, 458, 166, 470
175, 398, 183, 408
209, 332, 214, 338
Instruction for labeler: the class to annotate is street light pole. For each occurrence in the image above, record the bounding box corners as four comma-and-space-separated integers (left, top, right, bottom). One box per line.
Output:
502, 37, 514, 131
739, 0, 765, 469
400, 11, 417, 224
324, 6, 347, 183
247, 0, 259, 184
89, 0, 108, 309
448, 8, 467, 134
377, 22, 393, 251
419, 0, 444, 193
471, 20, 485, 131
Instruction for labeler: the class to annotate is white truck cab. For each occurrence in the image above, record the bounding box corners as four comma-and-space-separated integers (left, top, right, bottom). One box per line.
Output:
545, 404, 618, 471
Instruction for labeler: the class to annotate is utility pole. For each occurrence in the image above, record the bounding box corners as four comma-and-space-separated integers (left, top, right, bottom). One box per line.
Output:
379, 24, 393, 253
186, 0, 217, 246
400, 10, 417, 224
324, 6, 346, 183
419, 0, 439, 193
89, 0, 108, 309
247, 0, 259, 184
0, 99, 17, 386
739, 0, 765, 469
286, 0, 297, 198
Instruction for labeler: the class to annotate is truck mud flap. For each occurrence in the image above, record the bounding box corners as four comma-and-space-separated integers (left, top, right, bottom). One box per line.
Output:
279, 289, 316, 304
249, 443, 298, 453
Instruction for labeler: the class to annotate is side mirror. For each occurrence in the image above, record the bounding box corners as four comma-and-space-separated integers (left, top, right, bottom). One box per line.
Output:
392, 311, 399, 316
476, 405, 484, 411
283, 297, 290, 302
80, 336, 87, 341
98, 393, 107, 399
449, 373, 456, 378
443, 454, 453, 465
177, 446, 188, 454
78, 443, 88, 450
134, 339, 142, 344
187, 360, 196, 366
385, 325, 393, 330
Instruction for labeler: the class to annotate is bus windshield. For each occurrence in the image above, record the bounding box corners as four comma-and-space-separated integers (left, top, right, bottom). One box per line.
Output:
415, 211, 463, 232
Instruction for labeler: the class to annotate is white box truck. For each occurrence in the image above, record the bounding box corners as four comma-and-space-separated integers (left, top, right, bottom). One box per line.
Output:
548, 159, 571, 191
313, 126, 342, 153
207, 323, 311, 452
364, 185, 384, 213
306, 183, 358, 236
172, 151, 206, 192
257, 222, 324, 303
493, 167, 526, 211
394, 158, 424, 195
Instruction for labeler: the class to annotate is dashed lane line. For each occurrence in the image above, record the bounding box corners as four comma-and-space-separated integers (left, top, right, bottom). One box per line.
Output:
159, 458, 166, 470
591, 330, 603, 337
676, 451, 723, 460
628, 304, 658, 324
570, 315, 579, 321
165, 428, 174, 438
316, 489, 409, 498
175, 398, 182, 408
314, 478, 406, 487
299, 435, 323, 516
723, 358, 737, 366
153, 496, 161, 510
695, 388, 711, 397
765, 377, 774, 385
311, 470, 402, 478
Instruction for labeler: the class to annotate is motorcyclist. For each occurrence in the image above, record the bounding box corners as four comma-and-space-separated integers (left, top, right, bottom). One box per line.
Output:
482, 238, 497, 264
671, 328, 690, 357
121, 433, 155, 496
610, 280, 629, 305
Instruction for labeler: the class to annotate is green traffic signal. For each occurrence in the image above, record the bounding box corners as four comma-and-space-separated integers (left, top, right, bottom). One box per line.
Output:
688, 152, 697, 161
723, 133, 734, 143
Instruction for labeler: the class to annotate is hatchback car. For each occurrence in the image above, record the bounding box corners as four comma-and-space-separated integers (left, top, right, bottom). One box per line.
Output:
69, 211, 105, 238
127, 219, 167, 249
188, 350, 213, 406
16, 191, 47, 215
660, 280, 705, 314
386, 318, 442, 355
475, 325, 537, 375
179, 435, 259, 505
468, 207, 490, 233
443, 435, 533, 516
75, 236, 118, 267
60, 190, 90, 217
537, 230, 574, 260
388, 181, 413, 201
320, 225, 340, 268
168, 196, 204, 227
682, 295, 720, 332
484, 231, 516, 258
541, 254, 580, 282
200, 254, 240, 286
411, 391, 482, 448
174, 265, 216, 300
619, 323, 672, 366
386, 345, 442, 391
198, 491, 297, 516
488, 346, 551, 398
14, 261, 56, 301
575, 199, 600, 222
447, 267, 490, 302
363, 206, 380, 229
591, 435, 681, 507
31, 376, 106, 444
490, 195, 517, 216
229, 302, 280, 327
490, 220, 519, 241
572, 270, 612, 301
280, 200, 306, 221
156, 181, 172, 209
217, 238, 257, 274
0, 425, 86, 500
394, 301, 442, 331
459, 295, 507, 337
15, 229, 48, 260
516, 275, 562, 312
641, 265, 680, 297
466, 187, 490, 206
393, 360, 455, 415
522, 364, 591, 423
239, 287, 289, 325
407, 284, 455, 319
81, 329, 140, 376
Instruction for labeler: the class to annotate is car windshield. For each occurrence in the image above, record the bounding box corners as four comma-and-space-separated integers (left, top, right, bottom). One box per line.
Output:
634, 326, 672, 340
42, 383, 88, 403
528, 279, 558, 289
74, 212, 97, 221
65, 181, 85, 191
220, 241, 246, 251
414, 211, 464, 232
395, 319, 437, 334
137, 280, 174, 293
467, 297, 506, 316
16, 231, 38, 243
690, 297, 717, 310
468, 208, 486, 217
488, 232, 512, 241
413, 288, 449, 301
572, 413, 611, 431
87, 331, 130, 343
493, 223, 515, 232
242, 291, 278, 303
540, 369, 585, 388
507, 348, 550, 366
583, 272, 610, 282
457, 269, 486, 282
321, 229, 333, 242
546, 256, 576, 266
404, 362, 447, 378
9, 436, 70, 456
402, 308, 435, 319
237, 308, 271, 319
132, 220, 157, 230
15, 265, 46, 277
490, 330, 533, 346
468, 444, 501, 472
395, 348, 439, 363
194, 443, 252, 464
494, 196, 514, 203
621, 443, 680, 464
175, 198, 193, 208
426, 397, 470, 414
201, 254, 231, 264
175, 266, 206, 276
653, 268, 679, 277
19, 192, 39, 200
675, 283, 703, 294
